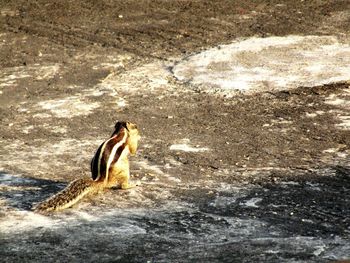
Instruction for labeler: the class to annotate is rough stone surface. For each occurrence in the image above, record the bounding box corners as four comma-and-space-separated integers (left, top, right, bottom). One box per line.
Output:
1, 1, 349, 262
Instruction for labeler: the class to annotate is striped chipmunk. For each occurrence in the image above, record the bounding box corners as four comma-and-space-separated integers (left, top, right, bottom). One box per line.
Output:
34, 121, 141, 212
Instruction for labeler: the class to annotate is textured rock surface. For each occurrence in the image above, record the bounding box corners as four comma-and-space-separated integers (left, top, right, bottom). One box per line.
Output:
1, 1, 349, 262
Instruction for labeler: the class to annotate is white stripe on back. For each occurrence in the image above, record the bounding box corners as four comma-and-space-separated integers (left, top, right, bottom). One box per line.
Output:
96, 135, 117, 181
104, 131, 128, 183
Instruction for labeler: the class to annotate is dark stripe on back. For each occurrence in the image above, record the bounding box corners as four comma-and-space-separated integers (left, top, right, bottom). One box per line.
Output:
91, 142, 104, 180
91, 143, 104, 180
110, 141, 128, 168
92, 130, 127, 182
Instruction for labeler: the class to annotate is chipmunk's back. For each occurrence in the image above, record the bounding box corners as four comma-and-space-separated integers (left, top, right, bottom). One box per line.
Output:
91, 129, 128, 182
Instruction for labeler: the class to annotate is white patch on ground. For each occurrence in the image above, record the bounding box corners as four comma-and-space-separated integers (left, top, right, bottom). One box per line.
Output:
306, 182, 322, 191
0, 208, 145, 235
32, 113, 52, 118
22, 125, 34, 134
116, 98, 127, 107
84, 75, 130, 107
34, 64, 60, 80
280, 181, 300, 186
135, 160, 181, 183
1, 9, 19, 17
164, 157, 183, 169
0, 211, 59, 234
83, 87, 106, 97
336, 116, 350, 129
323, 148, 338, 154
0, 64, 59, 88
101, 223, 147, 235
37, 96, 100, 118
321, 240, 350, 260
169, 144, 209, 152
92, 62, 125, 70
88, 54, 132, 70
99, 61, 172, 93
305, 112, 318, 118
136, 160, 165, 176
305, 111, 325, 118
321, 144, 349, 165
210, 196, 238, 209
0, 138, 100, 178
240, 197, 262, 208
42, 124, 68, 134
172, 35, 350, 94
170, 138, 209, 153
16, 83, 127, 120
325, 91, 350, 130
271, 118, 293, 125
72, 210, 102, 222
0, 69, 30, 87
325, 94, 350, 107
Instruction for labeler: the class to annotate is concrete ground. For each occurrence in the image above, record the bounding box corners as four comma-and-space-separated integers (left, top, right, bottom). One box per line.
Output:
1, 1, 349, 262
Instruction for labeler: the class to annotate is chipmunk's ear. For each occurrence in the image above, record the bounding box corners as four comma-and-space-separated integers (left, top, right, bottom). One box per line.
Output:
126, 122, 138, 131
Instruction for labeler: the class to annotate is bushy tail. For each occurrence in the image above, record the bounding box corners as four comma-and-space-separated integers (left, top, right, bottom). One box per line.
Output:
33, 178, 103, 212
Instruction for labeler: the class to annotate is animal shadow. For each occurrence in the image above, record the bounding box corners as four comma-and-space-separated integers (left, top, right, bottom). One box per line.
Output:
0, 171, 66, 211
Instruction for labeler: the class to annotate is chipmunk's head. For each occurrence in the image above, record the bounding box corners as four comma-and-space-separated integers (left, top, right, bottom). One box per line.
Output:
114, 121, 141, 155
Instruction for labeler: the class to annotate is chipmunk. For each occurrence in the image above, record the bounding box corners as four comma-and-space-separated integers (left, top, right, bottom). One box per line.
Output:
34, 121, 141, 212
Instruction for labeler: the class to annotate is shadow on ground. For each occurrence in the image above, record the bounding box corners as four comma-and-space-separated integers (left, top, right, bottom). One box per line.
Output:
0, 171, 66, 211
1, 166, 349, 262
198, 166, 350, 238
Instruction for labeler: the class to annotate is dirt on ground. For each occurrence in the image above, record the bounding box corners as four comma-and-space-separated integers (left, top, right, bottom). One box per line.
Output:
0, 1, 350, 262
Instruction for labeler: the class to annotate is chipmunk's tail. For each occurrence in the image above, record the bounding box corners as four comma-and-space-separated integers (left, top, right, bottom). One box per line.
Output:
33, 178, 103, 212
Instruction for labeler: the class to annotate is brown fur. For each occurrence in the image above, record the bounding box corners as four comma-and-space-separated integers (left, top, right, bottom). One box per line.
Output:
33, 121, 141, 212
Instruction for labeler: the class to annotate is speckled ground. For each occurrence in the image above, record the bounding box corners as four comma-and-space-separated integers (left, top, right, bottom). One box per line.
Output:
1, 1, 349, 262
